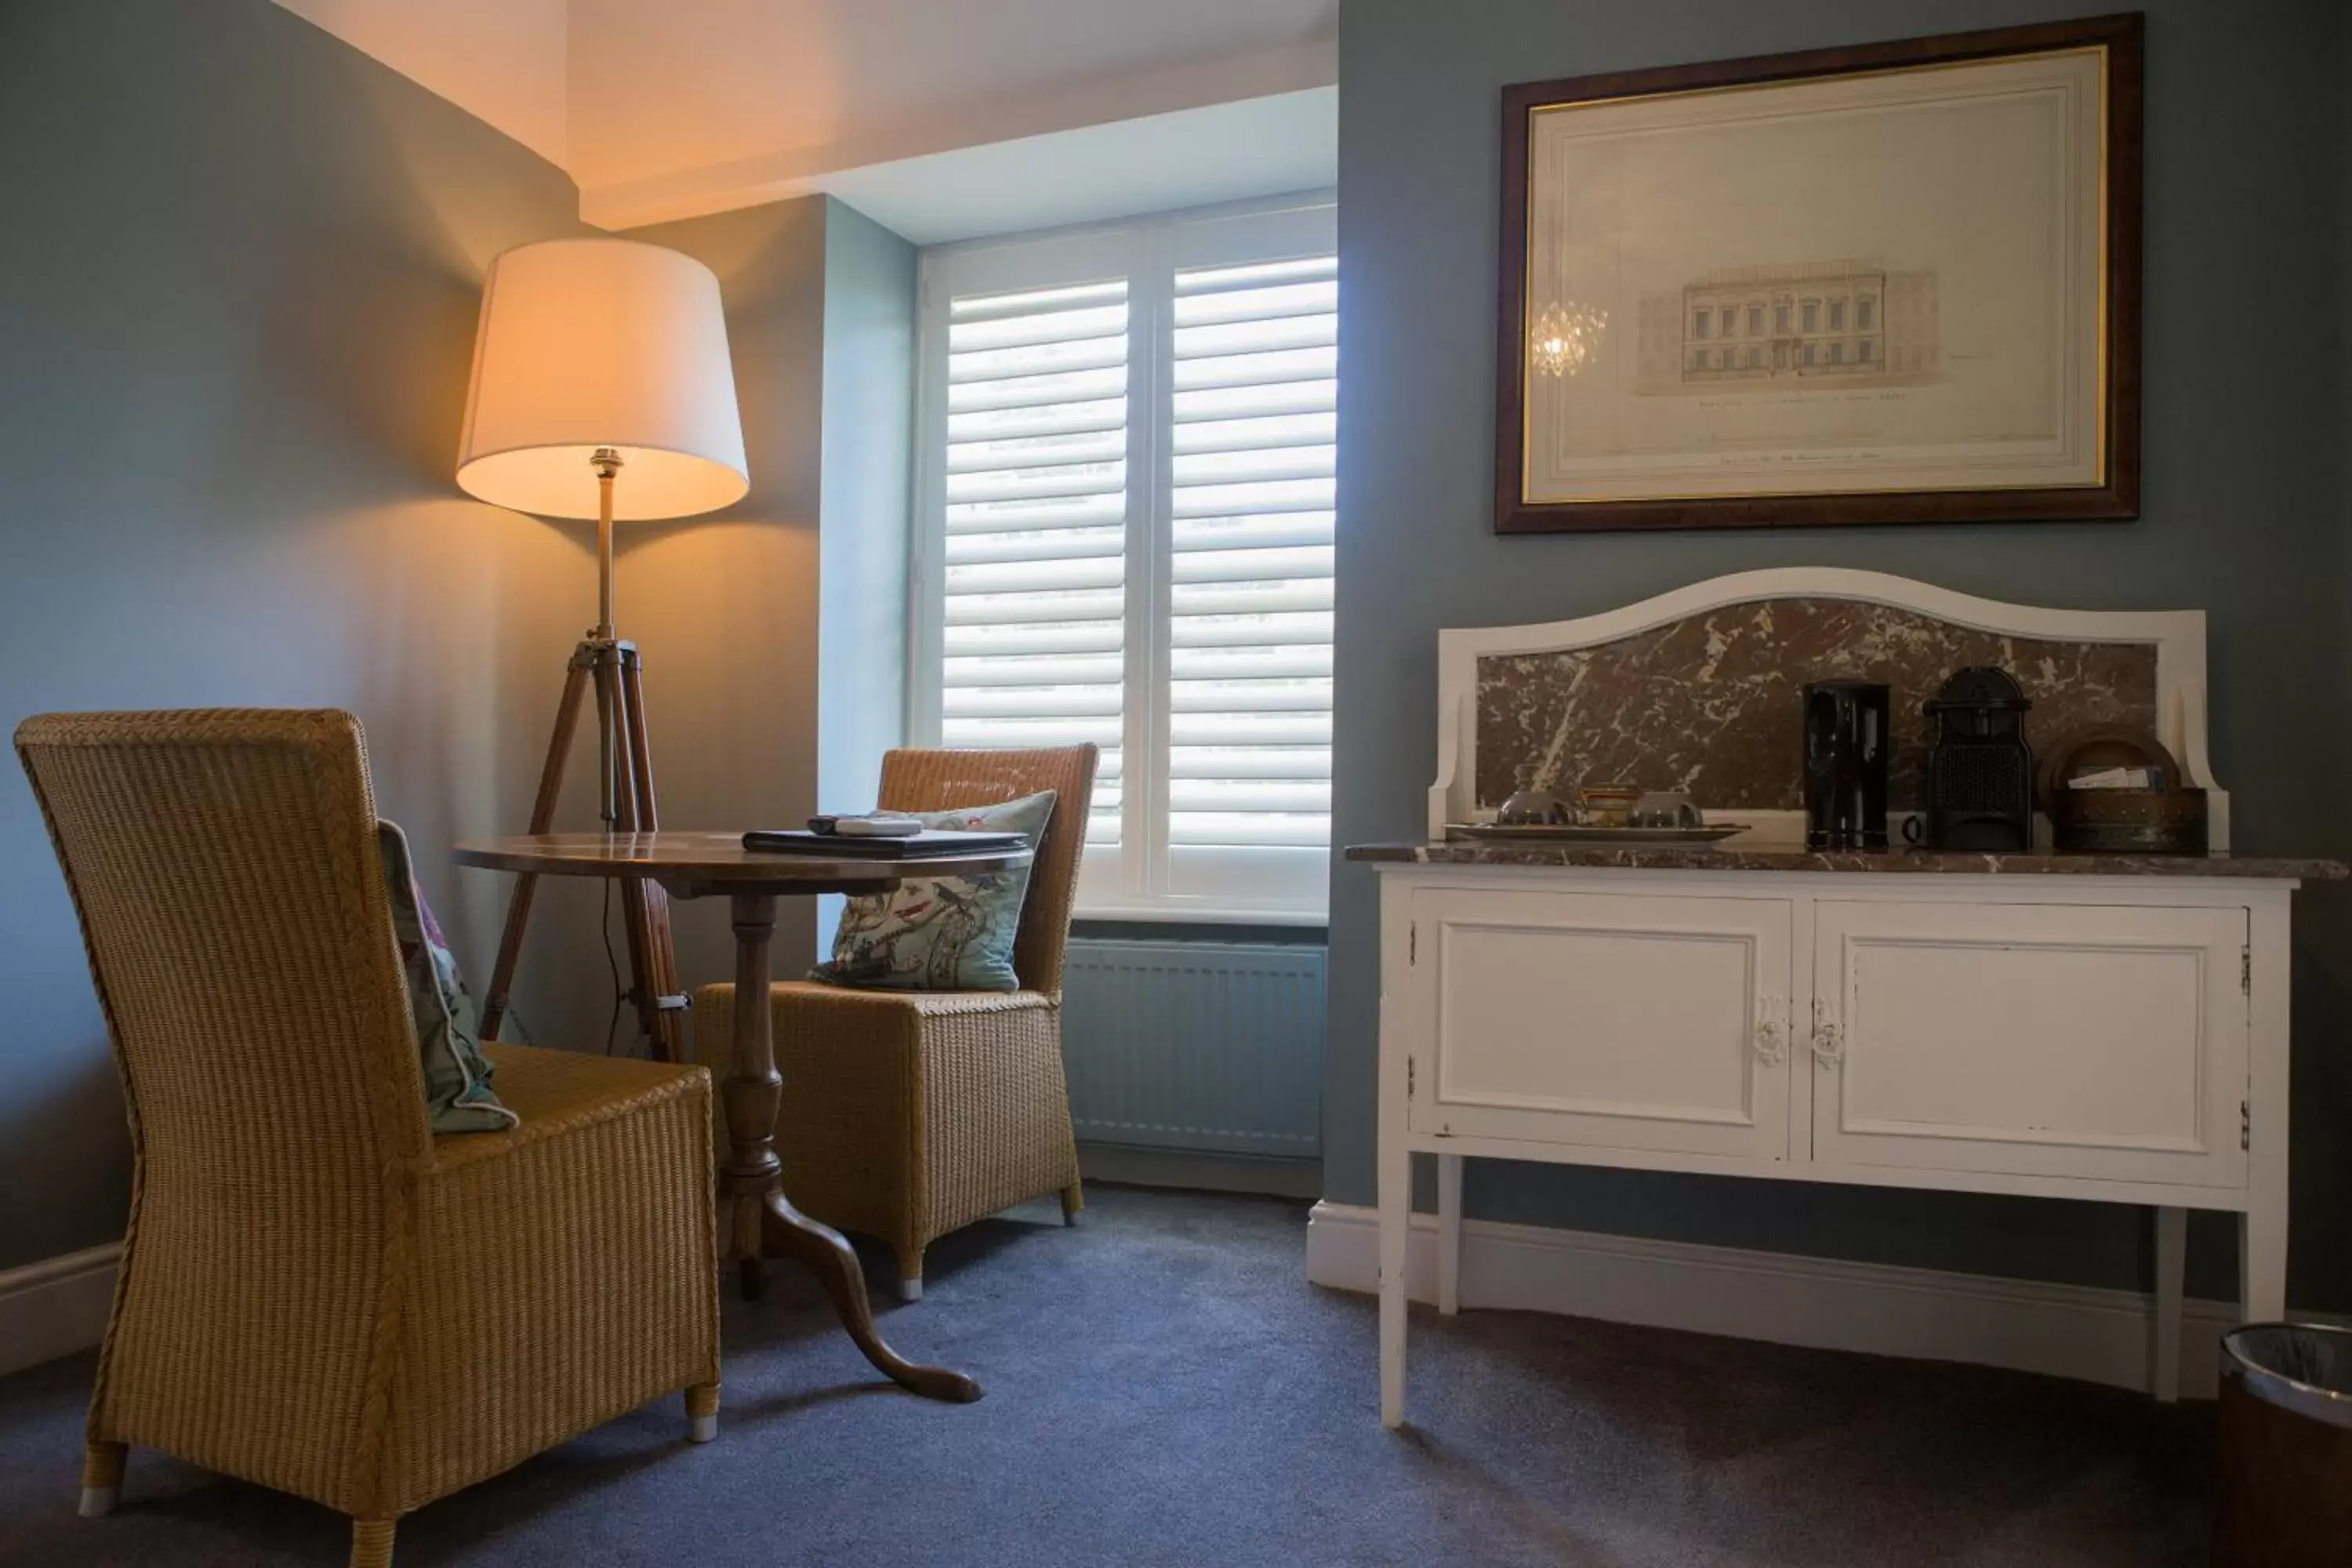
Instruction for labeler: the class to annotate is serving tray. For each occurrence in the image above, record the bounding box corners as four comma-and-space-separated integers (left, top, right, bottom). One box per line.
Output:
1446, 823, 1748, 845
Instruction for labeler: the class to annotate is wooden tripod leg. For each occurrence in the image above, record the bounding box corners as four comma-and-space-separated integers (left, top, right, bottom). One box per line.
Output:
619, 645, 662, 830
594, 653, 659, 1031
597, 649, 687, 1063
616, 649, 687, 1065
481, 654, 593, 1040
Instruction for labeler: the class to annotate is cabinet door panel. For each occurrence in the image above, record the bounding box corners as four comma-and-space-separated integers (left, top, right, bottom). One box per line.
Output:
1409, 888, 1791, 1160
1811, 901, 2247, 1188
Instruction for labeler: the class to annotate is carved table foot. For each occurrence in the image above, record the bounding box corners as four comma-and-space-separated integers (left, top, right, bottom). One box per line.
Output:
761, 1192, 983, 1403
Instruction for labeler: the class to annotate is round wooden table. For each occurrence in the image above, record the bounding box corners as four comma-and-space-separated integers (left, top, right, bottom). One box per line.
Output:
454, 831, 1033, 1404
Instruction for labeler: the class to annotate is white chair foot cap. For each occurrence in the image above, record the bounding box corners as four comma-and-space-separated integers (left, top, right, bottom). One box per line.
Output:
79, 1487, 118, 1518
896, 1276, 922, 1303
688, 1414, 718, 1444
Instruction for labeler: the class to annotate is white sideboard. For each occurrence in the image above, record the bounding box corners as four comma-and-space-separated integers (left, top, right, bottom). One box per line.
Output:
1356, 570, 2341, 1429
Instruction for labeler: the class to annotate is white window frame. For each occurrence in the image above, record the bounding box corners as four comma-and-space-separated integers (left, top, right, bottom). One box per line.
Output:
910, 194, 1337, 925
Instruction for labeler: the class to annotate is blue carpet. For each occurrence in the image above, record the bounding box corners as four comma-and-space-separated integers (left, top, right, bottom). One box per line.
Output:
0, 1185, 2210, 1565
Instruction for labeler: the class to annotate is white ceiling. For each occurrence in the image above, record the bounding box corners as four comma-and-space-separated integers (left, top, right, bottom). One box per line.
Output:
273, 0, 1338, 241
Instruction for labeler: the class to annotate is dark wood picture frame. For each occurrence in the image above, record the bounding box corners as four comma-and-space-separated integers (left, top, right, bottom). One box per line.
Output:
1495, 13, 2143, 535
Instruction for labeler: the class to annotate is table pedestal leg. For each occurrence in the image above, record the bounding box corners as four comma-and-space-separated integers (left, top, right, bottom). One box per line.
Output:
718, 893, 982, 1404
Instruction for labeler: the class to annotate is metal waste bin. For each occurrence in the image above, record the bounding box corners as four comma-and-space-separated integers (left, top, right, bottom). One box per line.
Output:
2215, 1323, 2352, 1566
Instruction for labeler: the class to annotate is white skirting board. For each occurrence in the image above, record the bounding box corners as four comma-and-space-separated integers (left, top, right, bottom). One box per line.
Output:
0, 1243, 120, 1377
1305, 1203, 2321, 1400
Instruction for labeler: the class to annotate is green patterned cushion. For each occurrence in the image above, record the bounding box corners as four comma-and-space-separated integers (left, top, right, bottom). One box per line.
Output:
811, 789, 1057, 993
378, 820, 516, 1133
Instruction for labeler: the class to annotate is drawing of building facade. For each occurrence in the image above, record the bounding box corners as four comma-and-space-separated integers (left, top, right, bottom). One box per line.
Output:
1635, 261, 1939, 391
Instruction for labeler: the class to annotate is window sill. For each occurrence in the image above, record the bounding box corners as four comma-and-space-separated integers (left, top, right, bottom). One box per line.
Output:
1072, 900, 1328, 928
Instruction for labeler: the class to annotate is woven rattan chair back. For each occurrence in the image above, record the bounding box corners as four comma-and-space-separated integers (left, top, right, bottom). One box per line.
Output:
17, 709, 432, 1174
16, 710, 434, 1482
875, 745, 1098, 995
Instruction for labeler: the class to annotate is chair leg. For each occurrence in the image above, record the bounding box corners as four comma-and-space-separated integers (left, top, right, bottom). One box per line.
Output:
79, 1440, 125, 1517
1060, 1181, 1083, 1227
350, 1517, 397, 1568
686, 1381, 720, 1443
895, 1245, 923, 1303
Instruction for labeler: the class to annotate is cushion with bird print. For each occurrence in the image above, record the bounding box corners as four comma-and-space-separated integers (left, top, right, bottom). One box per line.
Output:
811, 789, 1057, 993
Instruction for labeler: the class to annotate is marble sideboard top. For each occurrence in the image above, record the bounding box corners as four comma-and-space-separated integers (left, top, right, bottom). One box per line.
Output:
1345, 841, 2346, 879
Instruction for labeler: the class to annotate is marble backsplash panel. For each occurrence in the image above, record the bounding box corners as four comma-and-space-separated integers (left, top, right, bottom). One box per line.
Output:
1475, 598, 2158, 811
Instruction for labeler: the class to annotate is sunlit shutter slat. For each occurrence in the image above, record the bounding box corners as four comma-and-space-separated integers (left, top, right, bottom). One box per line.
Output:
943, 280, 1128, 844
1167, 256, 1337, 851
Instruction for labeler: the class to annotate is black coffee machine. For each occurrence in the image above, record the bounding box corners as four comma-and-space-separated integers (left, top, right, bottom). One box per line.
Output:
1802, 681, 1891, 850
1922, 666, 2034, 851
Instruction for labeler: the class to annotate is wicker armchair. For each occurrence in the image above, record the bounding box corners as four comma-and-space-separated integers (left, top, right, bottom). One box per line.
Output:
16, 710, 721, 1568
695, 745, 1096, 1301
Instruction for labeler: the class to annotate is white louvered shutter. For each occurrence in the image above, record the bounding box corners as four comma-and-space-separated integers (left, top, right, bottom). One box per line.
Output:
919, 203, 1334, 919
1166, 256, 1336, 869
941, 279, 1127, 847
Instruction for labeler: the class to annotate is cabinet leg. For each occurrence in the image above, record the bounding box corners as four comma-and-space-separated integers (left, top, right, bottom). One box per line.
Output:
2151, 1206, 2185, 1403
1378, 1142, 1410, 1428
1436, 1153, 1463, 1317
2240, 1205, 2287, 1323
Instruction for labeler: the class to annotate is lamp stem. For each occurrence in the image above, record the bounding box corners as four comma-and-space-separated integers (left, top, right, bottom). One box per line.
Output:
587, 446, 626, 830
591, 446, 623, 641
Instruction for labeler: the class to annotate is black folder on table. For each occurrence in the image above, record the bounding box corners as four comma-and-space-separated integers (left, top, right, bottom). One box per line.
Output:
739, 828, 1029, 859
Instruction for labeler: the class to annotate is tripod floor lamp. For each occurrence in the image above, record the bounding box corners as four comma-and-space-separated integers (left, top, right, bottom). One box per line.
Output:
456, 238, 750, 1062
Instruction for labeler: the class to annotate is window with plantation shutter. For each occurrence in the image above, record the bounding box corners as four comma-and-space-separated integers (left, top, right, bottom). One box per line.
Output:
916, 199, 1336, 922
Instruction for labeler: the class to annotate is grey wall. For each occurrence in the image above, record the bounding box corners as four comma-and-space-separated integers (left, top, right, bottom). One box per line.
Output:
1330, 0, 2352, 1308
0, 0, 594, 1269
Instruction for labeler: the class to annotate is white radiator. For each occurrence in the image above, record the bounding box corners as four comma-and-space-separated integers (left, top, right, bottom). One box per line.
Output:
1061, 938, 1325, 1159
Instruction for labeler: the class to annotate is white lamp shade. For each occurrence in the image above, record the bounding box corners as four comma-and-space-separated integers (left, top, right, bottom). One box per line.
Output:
456, 238, 749, 521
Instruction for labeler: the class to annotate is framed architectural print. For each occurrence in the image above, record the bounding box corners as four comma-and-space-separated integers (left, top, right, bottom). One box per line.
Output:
1495, 14, 2141, 534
